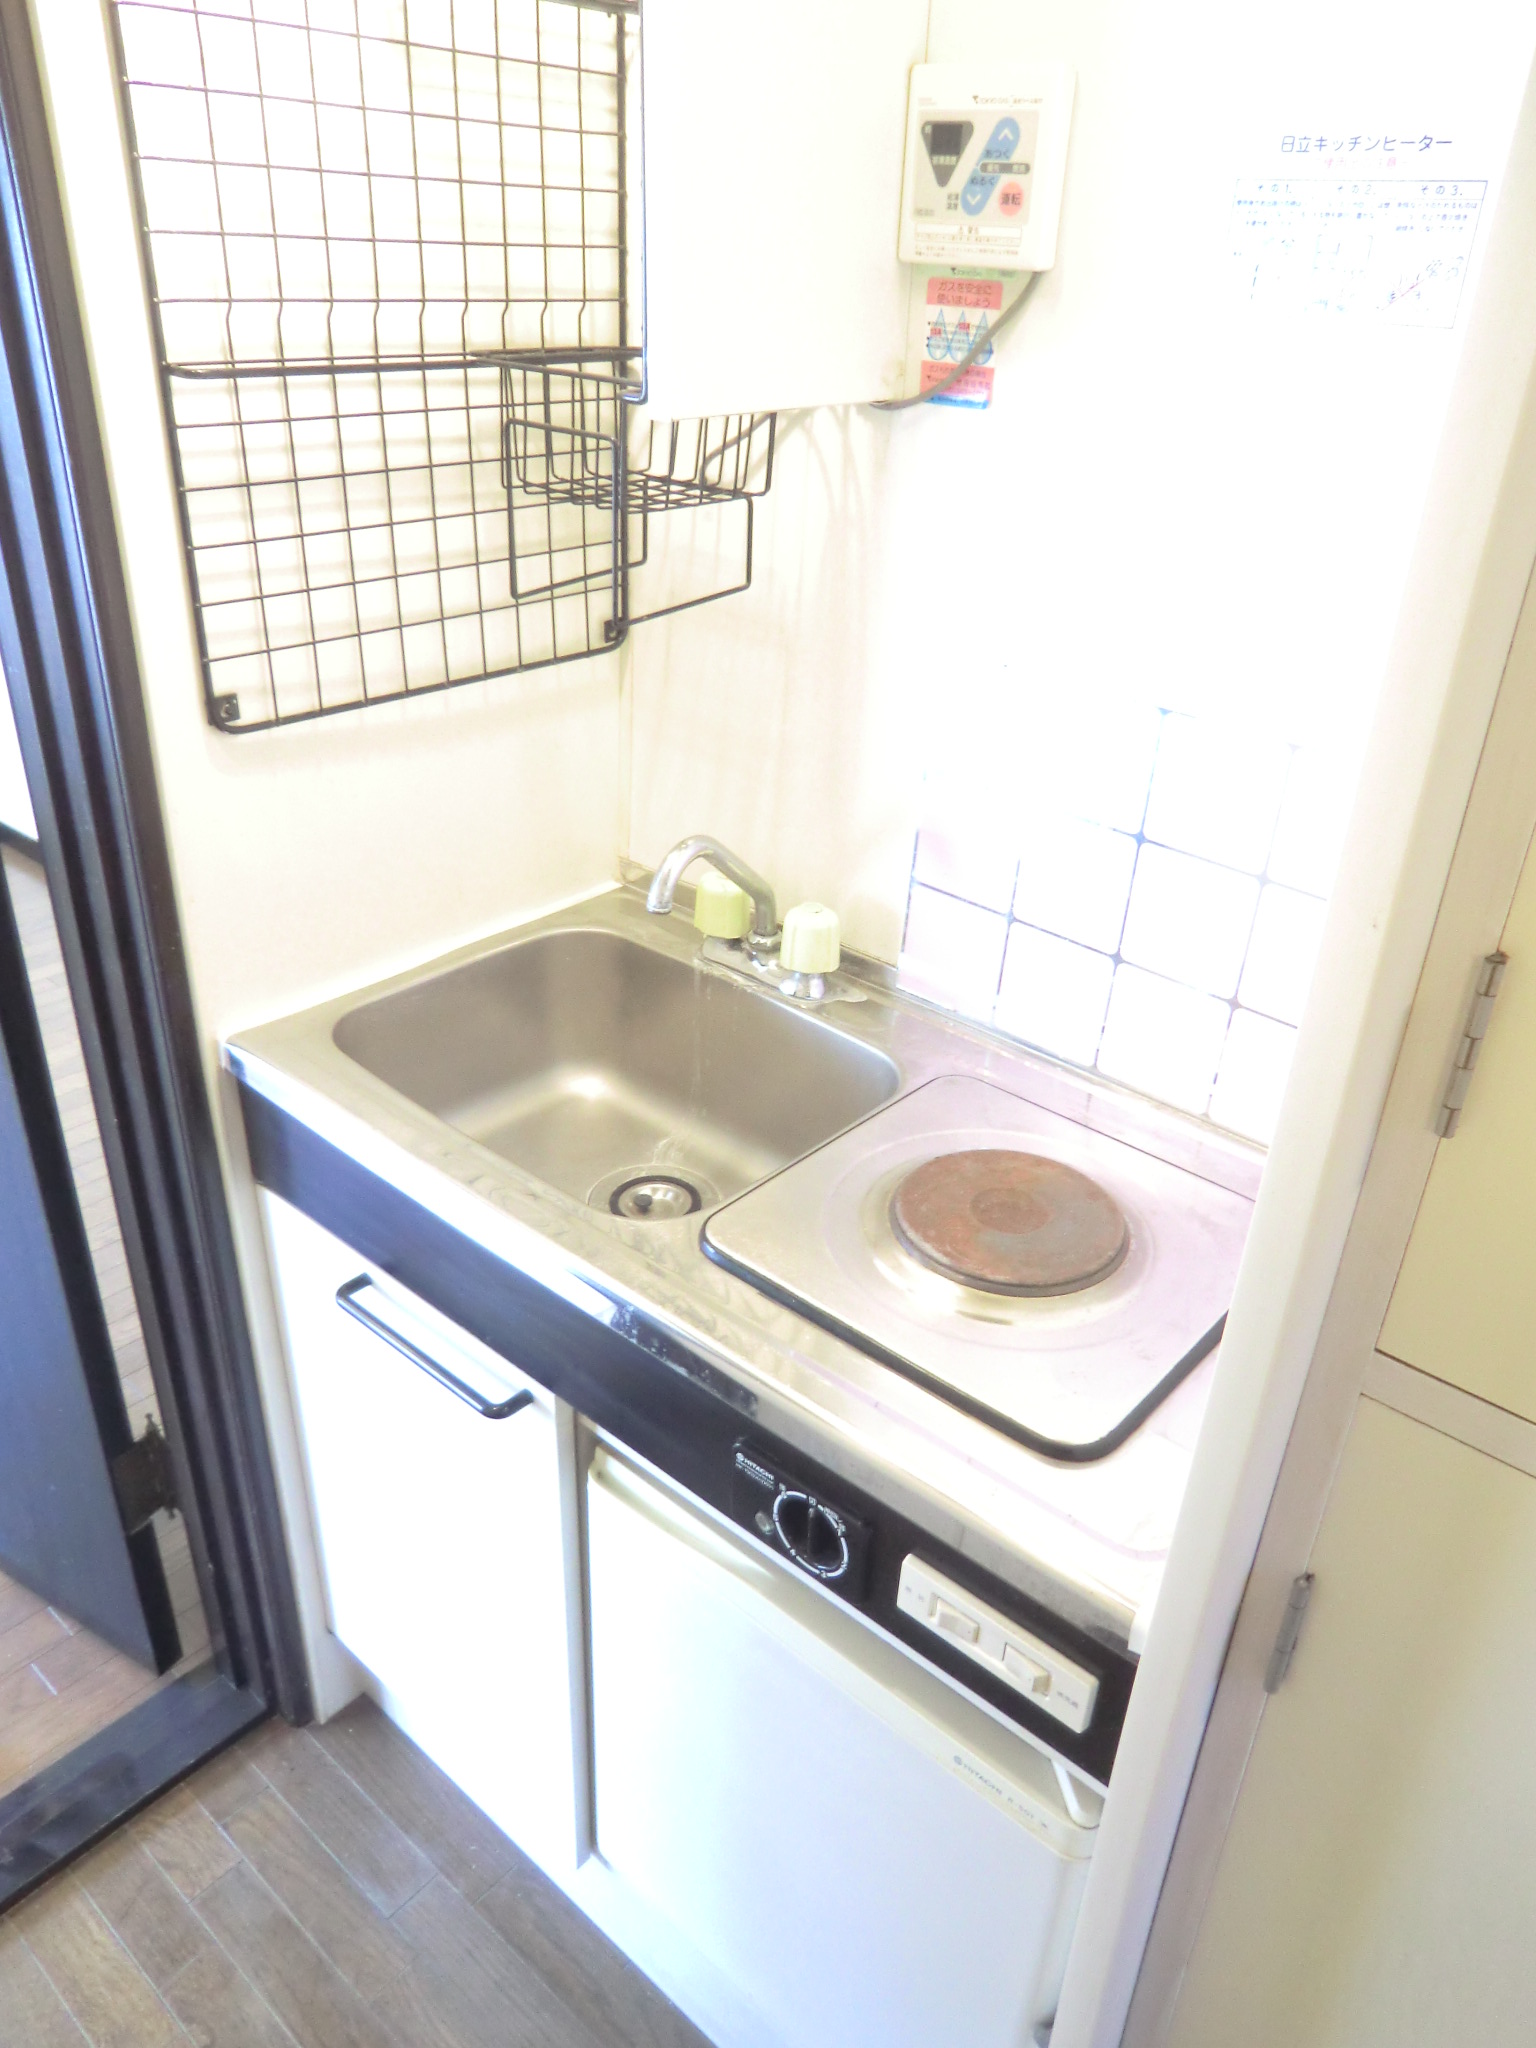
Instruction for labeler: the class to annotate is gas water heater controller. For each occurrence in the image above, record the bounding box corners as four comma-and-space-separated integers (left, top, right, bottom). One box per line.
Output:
897, 63, 1076, 271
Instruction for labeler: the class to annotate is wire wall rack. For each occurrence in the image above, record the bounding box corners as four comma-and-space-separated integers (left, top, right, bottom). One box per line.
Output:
502, 354, 775, 596
110, 0, 775, 733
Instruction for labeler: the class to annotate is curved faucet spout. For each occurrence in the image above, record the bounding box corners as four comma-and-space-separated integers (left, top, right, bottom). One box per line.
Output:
646, 836, 778, 941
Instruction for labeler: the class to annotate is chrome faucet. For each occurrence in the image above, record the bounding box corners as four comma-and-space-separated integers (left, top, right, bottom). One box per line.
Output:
646, 836, 778, 944
644, 835, 862, 1008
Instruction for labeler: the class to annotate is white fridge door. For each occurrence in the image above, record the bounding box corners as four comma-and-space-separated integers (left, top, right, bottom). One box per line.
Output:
586, 1447, 1096, 2048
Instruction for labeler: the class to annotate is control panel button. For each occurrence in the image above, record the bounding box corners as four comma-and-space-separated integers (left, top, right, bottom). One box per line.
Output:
1002, 1643, 1052, 1696
896, 1574, 936, 1622
934, 1600, 980, 1645
895, 1555, 1100, 1735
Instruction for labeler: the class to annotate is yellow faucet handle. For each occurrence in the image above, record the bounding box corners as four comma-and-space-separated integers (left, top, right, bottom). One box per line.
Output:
780, 901, 841, 975
693, 865, 754, 940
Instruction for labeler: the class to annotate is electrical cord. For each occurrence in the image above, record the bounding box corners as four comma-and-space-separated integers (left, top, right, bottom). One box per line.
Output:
870, 267, 1044, 411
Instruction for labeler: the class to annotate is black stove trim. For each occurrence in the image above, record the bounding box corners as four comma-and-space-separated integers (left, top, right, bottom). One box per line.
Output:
239, 1079, 1138, 1782
702, 1224, 1226, 1463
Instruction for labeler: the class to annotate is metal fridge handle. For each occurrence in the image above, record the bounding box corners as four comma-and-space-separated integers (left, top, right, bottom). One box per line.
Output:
334, 1275, 536, 1422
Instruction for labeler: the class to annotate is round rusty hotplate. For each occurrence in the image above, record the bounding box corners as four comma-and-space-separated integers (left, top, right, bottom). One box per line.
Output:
890, 1148, 1129, 1297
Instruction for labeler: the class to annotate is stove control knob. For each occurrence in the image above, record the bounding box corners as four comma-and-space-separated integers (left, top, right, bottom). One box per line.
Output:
772, 1489, 851, 1581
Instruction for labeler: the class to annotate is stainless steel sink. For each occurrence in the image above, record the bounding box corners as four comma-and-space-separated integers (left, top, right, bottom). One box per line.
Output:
332, 928, 900, 1214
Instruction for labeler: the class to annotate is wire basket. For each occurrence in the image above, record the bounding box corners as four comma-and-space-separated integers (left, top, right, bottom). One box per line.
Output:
502, 354, 775, 630
111, 0, 772, 732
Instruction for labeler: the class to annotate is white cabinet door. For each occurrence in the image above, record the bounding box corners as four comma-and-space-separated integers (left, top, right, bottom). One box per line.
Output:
1381, 823, 1536, 1421
1168, 1397, 1536, 2048
261, 1192, 581, 1875
586, 1446, 1095, 2048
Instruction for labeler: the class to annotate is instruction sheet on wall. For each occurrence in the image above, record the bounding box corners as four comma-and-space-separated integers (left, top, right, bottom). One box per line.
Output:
1231, 178, 1486, 325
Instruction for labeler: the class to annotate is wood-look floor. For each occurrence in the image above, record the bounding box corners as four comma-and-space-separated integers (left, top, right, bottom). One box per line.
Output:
0, 1696, 712, 2048
1, 846, 209, 1793
0, 1569, 178, 1807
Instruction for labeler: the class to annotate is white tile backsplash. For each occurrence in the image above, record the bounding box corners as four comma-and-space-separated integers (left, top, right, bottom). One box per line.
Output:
1013, 696, 1162, 834
900, 703, 1340, 1142
1120, 845, 1260, 1000
1238, 884, 1326, 1027
1142, 714, 1291, 873
1267, 747, 1353, 898
1012, 814, 1137, 953
913, 825, 1018, 916
995, 925, 1115, 1067
1208, 1009, 1299, 1141
899, 884, 1009, 1021
1097, 964, 1232, 1114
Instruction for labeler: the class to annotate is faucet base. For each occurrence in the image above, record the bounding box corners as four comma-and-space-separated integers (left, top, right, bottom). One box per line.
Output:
699, 937, 867, 1007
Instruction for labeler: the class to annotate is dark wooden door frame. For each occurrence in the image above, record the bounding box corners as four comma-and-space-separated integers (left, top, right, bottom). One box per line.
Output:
0, 0, 309, 1892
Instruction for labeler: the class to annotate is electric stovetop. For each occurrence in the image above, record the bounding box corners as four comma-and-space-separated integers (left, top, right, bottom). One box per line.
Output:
703, 1075, 1253, 1461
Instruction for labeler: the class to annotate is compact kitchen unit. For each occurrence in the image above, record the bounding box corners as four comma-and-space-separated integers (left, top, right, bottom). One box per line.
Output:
230, 884, 1257, 2048
117, 0, 1253, 2033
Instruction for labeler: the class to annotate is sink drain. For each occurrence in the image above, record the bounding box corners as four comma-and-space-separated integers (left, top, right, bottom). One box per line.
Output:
608, 1174, 703, 1222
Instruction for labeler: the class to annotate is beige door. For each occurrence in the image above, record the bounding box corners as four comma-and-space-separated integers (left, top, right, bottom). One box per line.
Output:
1168, 1395, 1536, 2048
1378, 823, 1536, 1417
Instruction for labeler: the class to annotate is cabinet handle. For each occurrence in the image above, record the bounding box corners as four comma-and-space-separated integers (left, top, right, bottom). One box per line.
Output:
335, 1275, 536, 1421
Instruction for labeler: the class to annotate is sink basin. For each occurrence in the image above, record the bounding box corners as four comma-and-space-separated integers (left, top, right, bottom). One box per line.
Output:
333, 928, 900, 1212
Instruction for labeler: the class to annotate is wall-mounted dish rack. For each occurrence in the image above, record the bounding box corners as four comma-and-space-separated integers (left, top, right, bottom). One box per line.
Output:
110, 0, 775, 733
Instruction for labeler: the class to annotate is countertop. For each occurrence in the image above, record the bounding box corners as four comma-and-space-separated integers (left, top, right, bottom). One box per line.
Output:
226, 881, 1262, 1656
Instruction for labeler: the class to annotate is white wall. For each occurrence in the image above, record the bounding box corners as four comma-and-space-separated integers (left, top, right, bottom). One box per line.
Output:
0, 675, 36, 841
29, 0, 623, 1710
626, 0, 1536, 975
626, 406, 925, 960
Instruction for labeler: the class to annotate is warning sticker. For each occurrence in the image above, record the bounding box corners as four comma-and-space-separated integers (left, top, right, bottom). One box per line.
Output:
910, 274, 1003, 409
919, 360, 994, 406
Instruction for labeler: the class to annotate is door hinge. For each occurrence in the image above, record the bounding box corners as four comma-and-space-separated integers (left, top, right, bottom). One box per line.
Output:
111, 1418, 178, 1534
1263, 1572, 1314, 1693
1437, 950, 1508, 1137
